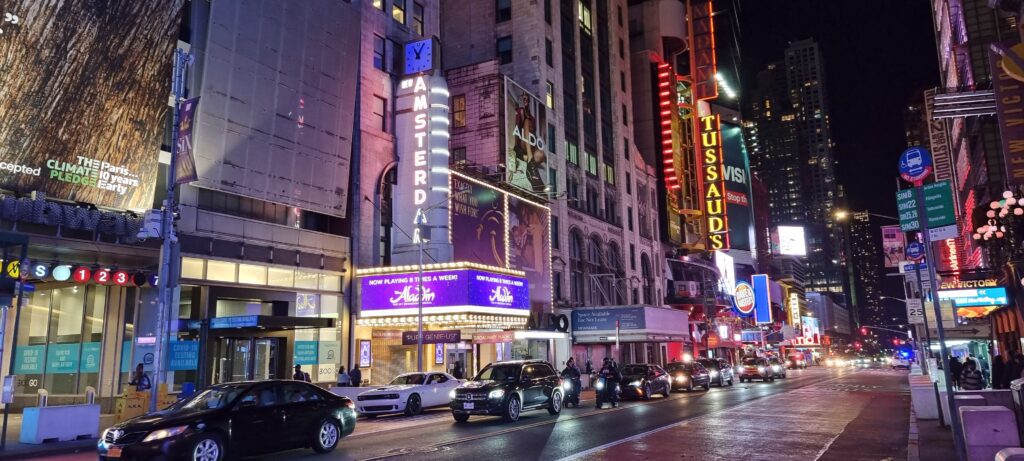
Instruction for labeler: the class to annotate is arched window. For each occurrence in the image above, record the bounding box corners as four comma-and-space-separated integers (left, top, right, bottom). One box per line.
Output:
641, 253, 654, 305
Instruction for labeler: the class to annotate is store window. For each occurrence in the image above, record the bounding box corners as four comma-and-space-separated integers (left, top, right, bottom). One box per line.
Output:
238, 264, 268, 285
206, 260, 237, 283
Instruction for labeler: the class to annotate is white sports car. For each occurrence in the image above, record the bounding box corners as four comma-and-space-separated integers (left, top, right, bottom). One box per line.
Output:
355, 372, 463, 417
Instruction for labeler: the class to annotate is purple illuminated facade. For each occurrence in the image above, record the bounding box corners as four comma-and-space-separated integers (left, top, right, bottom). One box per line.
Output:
359, 269, 530, 316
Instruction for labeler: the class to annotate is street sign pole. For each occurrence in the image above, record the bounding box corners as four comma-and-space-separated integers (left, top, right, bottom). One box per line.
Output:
911, 262, 933, 355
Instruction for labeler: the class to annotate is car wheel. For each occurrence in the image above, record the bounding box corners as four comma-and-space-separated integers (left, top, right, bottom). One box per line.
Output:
547, 390, 563, 415
405, 393, 423, 416
452, 412, 470, 423
719, 376, 726, 387
312, 419, 341, 454
502, 395, 521, 422
190, 433, 225, 461
769, 377, 775, 382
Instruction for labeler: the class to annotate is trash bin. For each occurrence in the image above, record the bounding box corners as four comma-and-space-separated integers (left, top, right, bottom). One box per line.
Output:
1009, 378, 1024, 443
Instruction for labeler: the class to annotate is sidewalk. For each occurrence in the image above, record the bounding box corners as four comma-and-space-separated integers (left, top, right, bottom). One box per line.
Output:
0, 413, 114, 460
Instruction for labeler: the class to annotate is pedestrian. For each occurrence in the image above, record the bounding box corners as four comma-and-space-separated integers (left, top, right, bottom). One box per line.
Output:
336, 366, 351, 386
961, 361, 986, 390
949, 356, 962, 390
349, 365, 363, 386
992, 354, 1006, 390
129, 363, 151, 392
452, 361, 464, 379
294, 364, 311, 382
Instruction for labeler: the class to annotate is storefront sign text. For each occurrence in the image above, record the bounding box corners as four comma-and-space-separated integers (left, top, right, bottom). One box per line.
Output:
571, 307, 646, 332
700, 114, 729, 250
359, 269, 530, 316
402, 330, 461, 345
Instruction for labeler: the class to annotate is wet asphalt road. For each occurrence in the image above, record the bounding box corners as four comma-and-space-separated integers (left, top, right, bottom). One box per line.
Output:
43, 365, 913, 461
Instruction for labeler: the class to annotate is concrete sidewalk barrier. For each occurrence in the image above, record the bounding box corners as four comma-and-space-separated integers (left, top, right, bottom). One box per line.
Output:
956, 389, 1014, 409
911, 375, 939, 419
996, 447, 1024, 460
958, 406, 1020, 461
19, 404, 101, 444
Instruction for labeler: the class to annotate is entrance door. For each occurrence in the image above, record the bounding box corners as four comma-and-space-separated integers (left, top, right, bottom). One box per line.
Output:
215, 337, 283, 383
447, 349, 469, 377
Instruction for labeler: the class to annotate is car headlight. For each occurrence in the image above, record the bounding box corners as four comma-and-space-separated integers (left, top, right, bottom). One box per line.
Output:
142, 425, 188, 443
709, 371, 718, 378
771, 365, 780, 372
489, 389, 505, 399
629, 380, 642, 387
675, 375, 686, 383
562, 380, 572, 391
736, 366, 743, 374
757, 366, 765, 373
596, 380, 605, 390
449, 389, 458, 399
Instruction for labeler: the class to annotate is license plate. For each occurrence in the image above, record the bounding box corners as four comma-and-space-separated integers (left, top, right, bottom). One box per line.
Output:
106, 447, 123, 458
463, 402, 475, 410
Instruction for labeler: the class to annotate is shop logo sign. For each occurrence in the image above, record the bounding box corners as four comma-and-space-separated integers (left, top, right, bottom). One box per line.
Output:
389, 285, 436, 305
488, 286, 514, 305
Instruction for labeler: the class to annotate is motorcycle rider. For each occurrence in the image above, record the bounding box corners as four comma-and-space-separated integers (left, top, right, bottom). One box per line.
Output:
596, 357, 621, 409
561, 357, 582, 407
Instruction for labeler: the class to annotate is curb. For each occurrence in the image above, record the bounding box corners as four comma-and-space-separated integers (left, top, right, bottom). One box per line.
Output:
908, 405, 920, 461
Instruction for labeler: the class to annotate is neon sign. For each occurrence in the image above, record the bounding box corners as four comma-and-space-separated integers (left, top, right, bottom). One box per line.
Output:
657, 62, 680, 191
700, 114, 729, 250
689, 0, 717, 100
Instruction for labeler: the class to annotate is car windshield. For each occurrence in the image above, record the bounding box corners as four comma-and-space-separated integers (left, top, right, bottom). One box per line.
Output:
697, 360, 717, 370
621, 365, 648, 375
172, 384, 247, 411
743, 358, 760, 366
475, 364, 521, 381
666, 363, 692, 373
390, 374, 426, 385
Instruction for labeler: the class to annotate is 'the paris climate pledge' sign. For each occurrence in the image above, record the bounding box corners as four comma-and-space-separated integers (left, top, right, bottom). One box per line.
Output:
359, 269, 529, 317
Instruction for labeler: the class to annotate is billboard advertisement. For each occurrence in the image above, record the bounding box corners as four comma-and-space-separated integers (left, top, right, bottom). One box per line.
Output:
451, 176, 506, 267
194, 0, 359, 217
722, 123, 754, 251
772, 226, 807, 256
508, 196, 552, 314
359, 269, 530, 317
571, 307, 646, 332
505, 77, 549, 194
0, 1, 185, 211
881, 225, 906, 268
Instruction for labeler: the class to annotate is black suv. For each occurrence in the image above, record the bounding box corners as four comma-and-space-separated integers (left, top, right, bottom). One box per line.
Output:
450, 360, 563, 423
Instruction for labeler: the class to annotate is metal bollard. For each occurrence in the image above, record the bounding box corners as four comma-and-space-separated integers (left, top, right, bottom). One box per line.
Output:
85, 386, 96, 405
37, 388, 48, 407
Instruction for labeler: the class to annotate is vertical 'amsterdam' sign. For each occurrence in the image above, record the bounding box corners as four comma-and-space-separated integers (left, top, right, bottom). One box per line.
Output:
689, 0, 717, 101
700, 114, 729, 250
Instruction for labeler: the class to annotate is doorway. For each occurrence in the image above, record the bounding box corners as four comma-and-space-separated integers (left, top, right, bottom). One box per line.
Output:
447, 348, 471, 378
214, 337, 284, 383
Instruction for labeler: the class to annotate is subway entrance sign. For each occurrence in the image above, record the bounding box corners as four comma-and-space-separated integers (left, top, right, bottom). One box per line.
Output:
896, 180, 955, 232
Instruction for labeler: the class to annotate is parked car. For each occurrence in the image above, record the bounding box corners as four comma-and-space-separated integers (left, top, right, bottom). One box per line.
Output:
697, 358, 735, 387
666, 361, 712, 391
736, 357, 774, 382
768, 358, 787, 379
617, 364, 672, 400
97, 380, 356, 461
356, 372, 462, 417
449, 360, 562, 423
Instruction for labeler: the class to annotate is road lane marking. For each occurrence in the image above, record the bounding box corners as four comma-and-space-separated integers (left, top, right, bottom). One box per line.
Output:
353, 369, 850, 461
553, 369, 860, 461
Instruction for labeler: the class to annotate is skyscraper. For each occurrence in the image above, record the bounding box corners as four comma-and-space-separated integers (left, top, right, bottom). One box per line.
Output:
847, 212, 886, 327
746, 39, 843, 295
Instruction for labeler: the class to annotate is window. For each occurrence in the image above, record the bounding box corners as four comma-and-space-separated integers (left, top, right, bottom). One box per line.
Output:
620, 71, 626, 92
567, 141, 579, 165
578, 0, 592, 35
627, 207, 633, 230
547, 123, 556, 152
393, 0, 406, 24
604, 163, 614, 185
497, 0, 511, 22
629, 244, 636, 270
545, 39, 554, 66
452, 94, 467, 128
553, 271, 563, 300
373, 34, 386, 71
373, 0, 384, 10
372, 96, 387, 132
621, 104, 628, 125
545, 0, 552, 24
546, 81, 555, 109
623, 137, 629, 159
552, 216, 560, 249
412, 2, 424, 35
497, 36, 513, 64
548, 167, 558, 193
618, 38, 624, 59
625, 172, 631, 194
451, 147, 467, 166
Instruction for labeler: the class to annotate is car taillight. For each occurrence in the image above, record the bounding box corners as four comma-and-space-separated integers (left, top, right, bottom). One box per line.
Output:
345, 400, 355, 409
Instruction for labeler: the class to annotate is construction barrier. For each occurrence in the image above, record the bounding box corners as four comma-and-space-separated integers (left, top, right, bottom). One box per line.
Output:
114, 391, 149, 423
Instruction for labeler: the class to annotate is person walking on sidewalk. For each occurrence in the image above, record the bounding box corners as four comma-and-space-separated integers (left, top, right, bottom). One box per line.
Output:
349, 365, 363, 386
992, 353, 1006, 389
949, 356, 963, 390
961, 361, 986, 390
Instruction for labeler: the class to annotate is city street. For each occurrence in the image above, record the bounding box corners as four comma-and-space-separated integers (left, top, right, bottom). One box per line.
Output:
43, 366, 910, 461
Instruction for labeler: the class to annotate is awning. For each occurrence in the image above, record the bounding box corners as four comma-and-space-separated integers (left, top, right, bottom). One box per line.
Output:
198, 315, 335, 331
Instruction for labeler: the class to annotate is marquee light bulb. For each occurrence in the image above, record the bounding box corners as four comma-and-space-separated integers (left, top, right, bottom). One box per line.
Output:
1004, 191, 1014, 199
992, 202, 1002, 209
988, 210, 997, 218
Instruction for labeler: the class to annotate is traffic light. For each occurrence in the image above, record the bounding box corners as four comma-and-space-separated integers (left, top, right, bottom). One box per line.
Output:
860, 327, 868, 336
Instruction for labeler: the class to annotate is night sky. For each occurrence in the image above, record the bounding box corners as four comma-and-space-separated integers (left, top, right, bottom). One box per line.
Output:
735, 0, 940, 215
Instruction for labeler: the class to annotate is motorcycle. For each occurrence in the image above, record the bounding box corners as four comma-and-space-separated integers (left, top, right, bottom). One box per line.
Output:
594, 375, 619, 409
560, 374, 581, 407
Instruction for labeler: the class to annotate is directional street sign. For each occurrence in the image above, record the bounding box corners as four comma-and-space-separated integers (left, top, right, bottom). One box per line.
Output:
895, 180, 956, 231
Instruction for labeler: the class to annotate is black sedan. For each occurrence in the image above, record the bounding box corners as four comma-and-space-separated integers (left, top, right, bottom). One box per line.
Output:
697, 358, 735, 387
97, 380, 356, 461
618, 364, 672, 400
666, 362, 711, 391
450, 360, 563, 423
